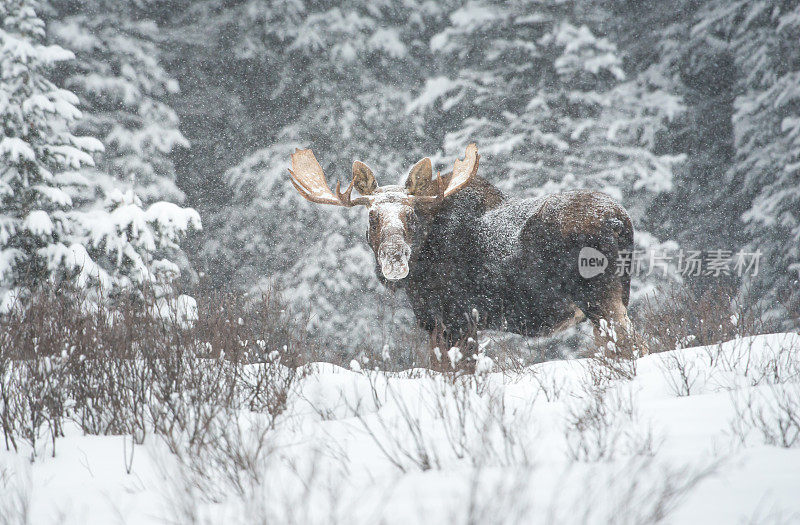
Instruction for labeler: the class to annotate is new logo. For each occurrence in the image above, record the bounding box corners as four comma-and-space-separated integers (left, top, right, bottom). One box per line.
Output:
578, 247, 608, 278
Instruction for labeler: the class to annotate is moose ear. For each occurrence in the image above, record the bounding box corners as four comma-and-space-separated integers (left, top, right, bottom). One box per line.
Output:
352, 161, 377, 195
405, 157, 435, 195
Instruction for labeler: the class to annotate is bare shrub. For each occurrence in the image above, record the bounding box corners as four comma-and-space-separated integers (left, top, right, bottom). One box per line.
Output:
193, 286, 314, 366
589, 347, 638, 384
451, 457, 720, 525
637, 282, 773, 354
0, 465, 31, 525
529, 365, 568, 402
353, 372, 444, 472
731, 383, 800, 448
351, 320, 432, 373
747, 339, 800, 387
157, 407, 277, 501
487, 326, 589, 373
546, 456, 720, 524
144, 337, 299, 500
565, 379, 656, 462
0, 283, 307, 461
583, 318, 640, 384
157, 442, 363, 525
459, 467, 534, 525
0, 287, 78, 456
739, 503, 800, 525
658, 351, 702, 397
713, 336, 799, 390
0, 357, 70, 458
354, 372, 535, 472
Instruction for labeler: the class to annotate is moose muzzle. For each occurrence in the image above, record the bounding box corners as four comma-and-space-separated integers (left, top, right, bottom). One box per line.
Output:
378, 236, 411, 281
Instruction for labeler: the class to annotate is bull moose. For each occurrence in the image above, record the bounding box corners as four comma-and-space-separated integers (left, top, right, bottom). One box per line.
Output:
289, 144, 639, 370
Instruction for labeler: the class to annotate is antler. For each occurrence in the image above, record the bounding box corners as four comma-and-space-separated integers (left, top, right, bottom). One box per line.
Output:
415, 143, 480, 204
288, 148, 371, 207
447, 143, 480, 196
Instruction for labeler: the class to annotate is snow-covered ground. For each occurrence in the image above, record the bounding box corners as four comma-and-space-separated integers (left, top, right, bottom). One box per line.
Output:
2, 333, 800, 524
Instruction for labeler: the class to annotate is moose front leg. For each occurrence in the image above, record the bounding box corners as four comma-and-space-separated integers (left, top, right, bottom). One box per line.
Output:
427, 320, 479, 374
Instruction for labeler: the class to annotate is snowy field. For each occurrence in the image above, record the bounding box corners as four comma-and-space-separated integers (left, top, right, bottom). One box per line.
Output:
2, 333, 800, 524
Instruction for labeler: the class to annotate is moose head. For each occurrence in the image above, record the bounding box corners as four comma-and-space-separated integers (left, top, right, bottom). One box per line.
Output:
289, 144, 479, 281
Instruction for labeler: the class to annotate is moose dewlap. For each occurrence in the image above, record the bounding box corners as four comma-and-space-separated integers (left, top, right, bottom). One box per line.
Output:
288, 144, 641, 371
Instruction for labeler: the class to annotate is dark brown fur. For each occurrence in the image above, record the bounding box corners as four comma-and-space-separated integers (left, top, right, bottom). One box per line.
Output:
371, 177, 636, 369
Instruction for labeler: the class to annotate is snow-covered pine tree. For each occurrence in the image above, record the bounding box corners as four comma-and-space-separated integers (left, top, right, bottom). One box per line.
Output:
409, 0, 684, 298
48, 3, 188, 204
609, 0, 743, 267
69, 188, 201, 300
706, 0, 800, 321
631, 0, 800, 324
651, 0, 800, 322
0, 0, 200, 310
0, 0, 104, 308
46, 2, 200, 292
179, 0, 441, 353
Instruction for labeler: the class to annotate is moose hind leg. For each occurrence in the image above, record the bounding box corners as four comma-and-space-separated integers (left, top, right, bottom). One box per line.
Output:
582, 290, 646, 358
590, 297, 632, 353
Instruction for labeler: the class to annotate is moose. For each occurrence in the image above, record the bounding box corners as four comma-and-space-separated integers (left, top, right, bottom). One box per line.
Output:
289, 144, 639, 370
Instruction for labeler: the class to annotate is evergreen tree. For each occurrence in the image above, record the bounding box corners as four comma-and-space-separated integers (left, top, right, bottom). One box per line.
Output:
714, 0, 800, 319
602, 0, 743, 285
46, 1, 199, 288
410, 0, 684, 298
0, 0, 200, 310
644, 0, 800, 319
173, 0, 446, 352
49, 7, 188, 204
0, 0, 103, 308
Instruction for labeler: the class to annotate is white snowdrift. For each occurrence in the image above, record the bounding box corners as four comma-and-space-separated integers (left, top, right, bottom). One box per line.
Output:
1, 333, 799, 524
